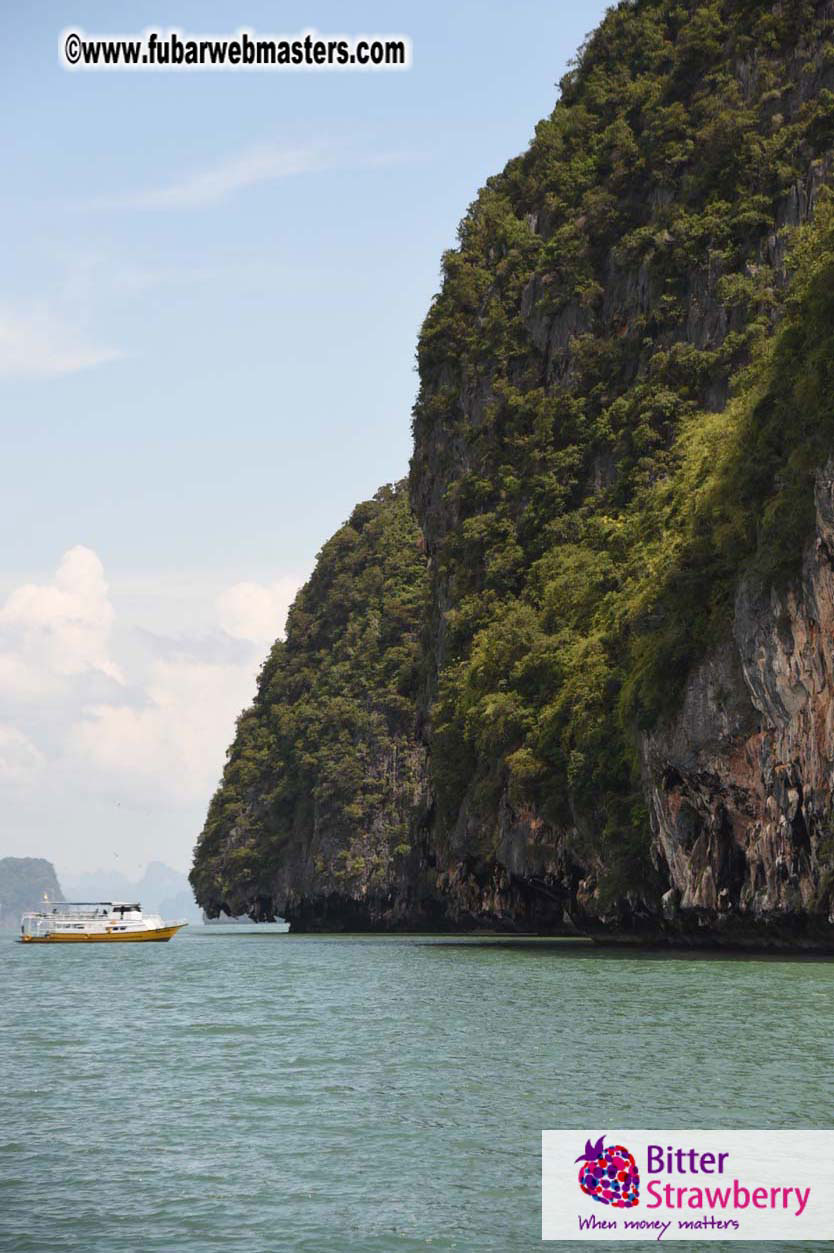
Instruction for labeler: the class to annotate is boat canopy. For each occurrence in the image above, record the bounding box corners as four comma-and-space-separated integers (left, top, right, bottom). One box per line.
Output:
51, 901, 140, 907
42, 901, 142, 911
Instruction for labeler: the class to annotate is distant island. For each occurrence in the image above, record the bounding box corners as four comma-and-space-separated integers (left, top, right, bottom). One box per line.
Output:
0, 857, 63, 929
60, 861, 202, 923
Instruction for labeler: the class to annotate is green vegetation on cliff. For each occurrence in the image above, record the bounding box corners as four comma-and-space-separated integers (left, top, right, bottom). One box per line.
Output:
193, 0, 834, 931
191, 482, 429, 918
411, 0, 834, 896
620, 200, 834, 724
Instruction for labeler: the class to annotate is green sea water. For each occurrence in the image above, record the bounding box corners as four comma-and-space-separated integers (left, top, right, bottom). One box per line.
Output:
1, 932, 832, 1252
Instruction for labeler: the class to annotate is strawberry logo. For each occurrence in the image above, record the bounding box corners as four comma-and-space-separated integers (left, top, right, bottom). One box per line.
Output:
576, 1135, 640, 1208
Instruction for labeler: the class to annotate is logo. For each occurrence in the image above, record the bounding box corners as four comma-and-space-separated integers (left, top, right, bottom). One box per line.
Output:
545, 1130, 834, 1241
576, 1135, 640, 1208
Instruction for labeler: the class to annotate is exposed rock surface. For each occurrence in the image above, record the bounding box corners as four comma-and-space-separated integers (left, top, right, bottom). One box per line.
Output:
638, 463, 834, 946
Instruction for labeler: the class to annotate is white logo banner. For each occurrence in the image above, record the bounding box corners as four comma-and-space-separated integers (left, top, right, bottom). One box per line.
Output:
542, 1129, 834, 1241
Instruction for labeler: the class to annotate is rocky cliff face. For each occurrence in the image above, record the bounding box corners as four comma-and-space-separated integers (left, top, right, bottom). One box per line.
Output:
638, 462, 834, 946
192, 0, 834, 946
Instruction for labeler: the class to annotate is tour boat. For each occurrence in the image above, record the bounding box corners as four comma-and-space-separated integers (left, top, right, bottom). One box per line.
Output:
19, 901, 187, 944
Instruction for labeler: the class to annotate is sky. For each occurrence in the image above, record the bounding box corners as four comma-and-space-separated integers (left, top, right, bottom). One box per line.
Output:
0, 0, 611, 881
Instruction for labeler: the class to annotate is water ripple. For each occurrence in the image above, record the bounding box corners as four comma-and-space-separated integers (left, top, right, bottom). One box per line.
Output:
1, 934, 832, 1251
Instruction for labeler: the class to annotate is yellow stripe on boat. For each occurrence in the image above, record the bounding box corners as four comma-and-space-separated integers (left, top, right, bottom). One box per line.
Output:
20, 923, 186, 944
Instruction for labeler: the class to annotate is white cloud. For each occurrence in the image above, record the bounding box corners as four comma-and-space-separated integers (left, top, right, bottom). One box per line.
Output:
217, 576, 299, 643
0, 546, 124, 694
85, 140, 409, 212
0, 725, 45, 785
0, 303, 122, 379
0, 549, 303, 824
94, 142, 326, 211
69, 656, 254, 802
0, 654, 56, 699
72, 573, 300, 802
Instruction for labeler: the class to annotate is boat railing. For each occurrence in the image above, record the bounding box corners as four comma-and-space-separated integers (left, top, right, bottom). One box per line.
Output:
19, 913, 56, 937
21, 912, 104, 919
19, 910, 148, 935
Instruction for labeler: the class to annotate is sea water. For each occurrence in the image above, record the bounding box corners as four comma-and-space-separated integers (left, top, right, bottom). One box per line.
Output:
1, 932, 831, 1252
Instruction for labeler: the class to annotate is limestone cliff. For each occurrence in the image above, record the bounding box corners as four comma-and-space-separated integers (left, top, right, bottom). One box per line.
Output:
192, 0, 834, 946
